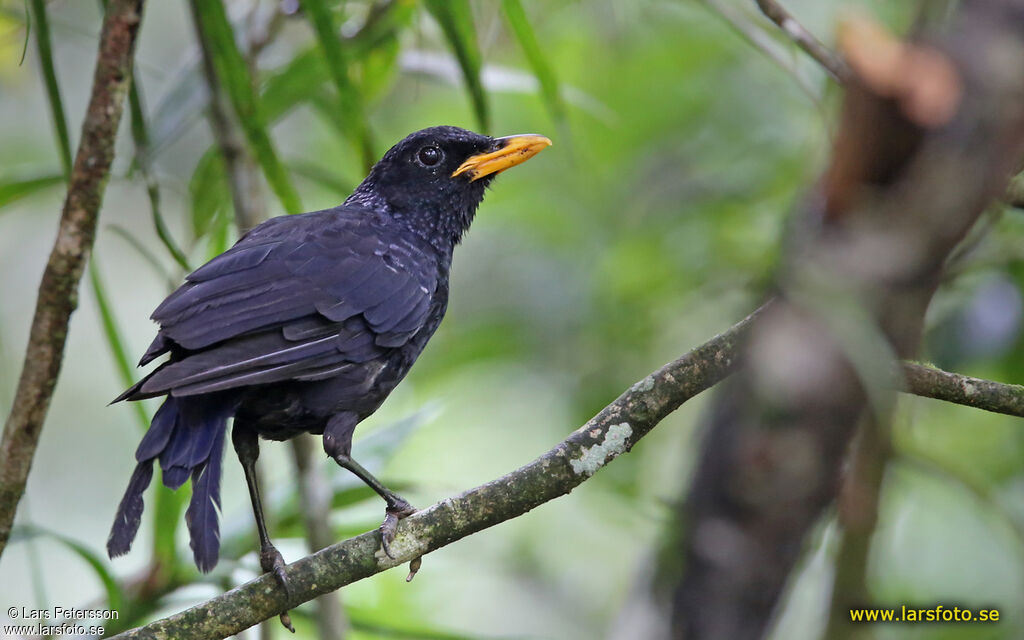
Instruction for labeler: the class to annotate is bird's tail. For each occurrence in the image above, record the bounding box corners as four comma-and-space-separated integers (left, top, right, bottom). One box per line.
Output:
107, 395, 232, 572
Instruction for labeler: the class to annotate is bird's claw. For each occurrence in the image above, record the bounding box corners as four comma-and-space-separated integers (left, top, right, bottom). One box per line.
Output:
260, 545, 290, 593
380, 498, 416, 559
260, 545, 294, 632
279, 612, 295, 634
406, 555, 423, 582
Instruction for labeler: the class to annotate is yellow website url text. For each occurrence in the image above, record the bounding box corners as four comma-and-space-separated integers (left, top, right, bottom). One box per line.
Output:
850, 605, 999, 623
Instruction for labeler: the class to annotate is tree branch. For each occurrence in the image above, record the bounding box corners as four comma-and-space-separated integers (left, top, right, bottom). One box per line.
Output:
0, 0, 145, 558
699, 0, 823, 102
901, 362, 1024, 417
109, 306, 759, 639
754, 0, 850, 82
825, 415, 890, 639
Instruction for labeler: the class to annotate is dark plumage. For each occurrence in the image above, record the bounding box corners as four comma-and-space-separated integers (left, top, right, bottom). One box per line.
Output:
107, 126, 550, 586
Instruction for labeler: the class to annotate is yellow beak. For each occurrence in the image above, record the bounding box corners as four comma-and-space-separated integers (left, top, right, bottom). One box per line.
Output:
452, 134, 552, 181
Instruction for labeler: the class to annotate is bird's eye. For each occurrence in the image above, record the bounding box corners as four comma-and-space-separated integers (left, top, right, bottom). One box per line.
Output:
417, 146, 443, 167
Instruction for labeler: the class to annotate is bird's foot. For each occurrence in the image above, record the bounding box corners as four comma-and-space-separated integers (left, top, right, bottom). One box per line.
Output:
379, 497, 417, 559
260, 544, 295, 633
261, 544, 290, 591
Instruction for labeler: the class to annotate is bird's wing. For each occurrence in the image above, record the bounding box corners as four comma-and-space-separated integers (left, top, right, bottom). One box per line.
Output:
138, 317, 386, 396
130, 210, 439, 397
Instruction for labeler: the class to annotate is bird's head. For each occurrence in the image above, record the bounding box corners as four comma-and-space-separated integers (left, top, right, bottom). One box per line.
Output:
347, 126, 551, 247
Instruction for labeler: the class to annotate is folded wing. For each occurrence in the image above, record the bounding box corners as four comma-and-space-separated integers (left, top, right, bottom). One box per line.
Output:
123, 208, 438, 400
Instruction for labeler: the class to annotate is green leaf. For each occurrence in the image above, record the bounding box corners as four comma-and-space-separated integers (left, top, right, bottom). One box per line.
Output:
152, 475, 187, 569
148, 64, 208, 158
299, 0, 375, 170
501, 0, 567, 126
424, 0, 490, 132
29, 0, 72, 180
105, 224, 174, 287
89, 258, 150, 430
0, 172, 63, 208
125, 66, 192, 272
11, 525, 124, 611
190, 0, 303, 214
18, 0, 29, 66
357, 0, 418, 54
261, 47, 327, 124
149, 2, 412, 164
309, 88, 364, 146
289, 159, 355, 197
189, 148, 230, 238
358, 27, 402, 103
207, 209, 233, 258
286, 605, 490, 640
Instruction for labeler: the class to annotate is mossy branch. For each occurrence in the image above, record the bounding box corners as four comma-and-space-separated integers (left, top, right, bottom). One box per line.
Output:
901, 362, 1024, 417
109, 306, 758, 639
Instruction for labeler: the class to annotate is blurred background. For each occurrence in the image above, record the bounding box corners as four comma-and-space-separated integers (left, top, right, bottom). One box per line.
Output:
0, 0, 1022, 638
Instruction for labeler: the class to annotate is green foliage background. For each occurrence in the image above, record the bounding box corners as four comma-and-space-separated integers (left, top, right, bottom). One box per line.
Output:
0, 1, 1022, 638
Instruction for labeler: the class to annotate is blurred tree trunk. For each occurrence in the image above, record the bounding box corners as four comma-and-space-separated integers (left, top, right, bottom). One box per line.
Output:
669, 2, 1024, 638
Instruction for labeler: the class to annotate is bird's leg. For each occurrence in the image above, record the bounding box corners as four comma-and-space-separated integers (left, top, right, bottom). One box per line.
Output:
324, 412, 416, 559
337, 453, 416, 557
232, 424, 295, 632
335, 453, 416, 556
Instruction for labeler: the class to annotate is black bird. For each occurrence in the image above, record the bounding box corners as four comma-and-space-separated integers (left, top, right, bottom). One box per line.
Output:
107, 126, 550, 587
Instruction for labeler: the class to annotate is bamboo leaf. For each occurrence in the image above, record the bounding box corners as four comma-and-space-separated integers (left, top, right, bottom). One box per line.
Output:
359, 27, 403, 103
18, 0, 29, 66
423, 0, 490, 132
105, 224, 174, 286
125, 68, 192, 271
89, 259, 150, 430
28, 0, 72, 180
399, 49, 615, 123
12, 524, 124, 612
501, 0, 567, 125
299, 0, 375, 170
0, 172, 63, 208
151, 477, 187, 570
289, 159, 354, 197
261, 47, 327, 124
190, 0, 303, 214
347, 608, 489, 640
149, 2, 412, 160
148, 64, 208, 158
207, 210, 232, 258
189, 148, 230, 238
